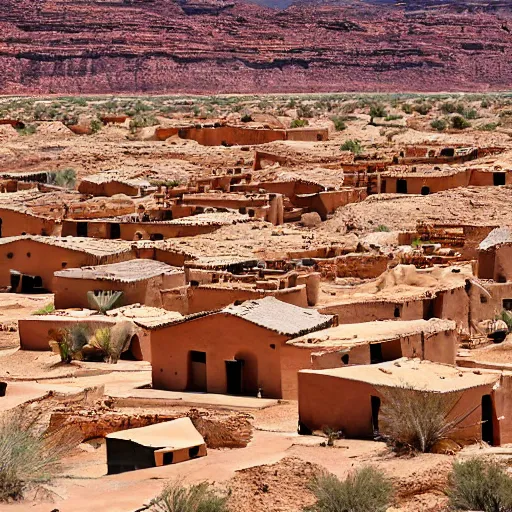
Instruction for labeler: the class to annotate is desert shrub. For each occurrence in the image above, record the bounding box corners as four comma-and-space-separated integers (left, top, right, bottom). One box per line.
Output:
129, 114, 158, 132
330, 116, 347, 131
479, 122, 499, 132
375, 225, 390, 232
340, 139, 363, 155
464, 108, 479, 120
481, 98, 491, 108
32, 303, 55, 315
440, 101, 459, 114
16, 124, 37, 136
384, 114, 403, 121
149, 481, 229, 512
369, 104, 387, 118
451, 116, 471, 130
447, 458, 512, 511
413, 103, 432, 115
378, 385, 470, 453
87, 290, 123, 314
240, 113, 253, 123
91, 322, 134, 363
290, 119, 309, 128
296, 104, 314, 118
47, 168, 77, 188
431, 118, 447, 131
307, 467, 392, 512
401, 103, 413, 114
90, 118, 102, 134
0, 410, 69, 502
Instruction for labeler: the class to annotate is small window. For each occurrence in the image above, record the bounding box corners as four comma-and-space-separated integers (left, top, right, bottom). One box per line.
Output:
394, 306, 401, 318
420, 186, 430, 195
190, 351, 206, 363
269, 344, 276, 350
26, 252, 31, 258
503, 299, 512, 311
61, 262, 67, 268
6, 252, 13, 259
481, 295, 488, 304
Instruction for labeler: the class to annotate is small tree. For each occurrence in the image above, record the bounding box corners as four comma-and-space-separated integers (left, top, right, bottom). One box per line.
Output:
290, 119, 309, 128
369, 104, 387, 118
330, 116, 347, 131
447, 458, 512, 511
149, 481, 229, 512
307, 467, 392, 512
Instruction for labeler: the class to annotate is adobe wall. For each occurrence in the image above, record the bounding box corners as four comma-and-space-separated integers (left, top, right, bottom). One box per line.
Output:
317, 253, 389, 280
469, 170, 512, 187
78, 181, 140, 197
0, 209, 58, 237
433, 287, 470, 332
493, 246, 512, 282
183, 284, 308, 314
478, 249, 496, 280
53, 272, 185, 309
155, 248, 190, 267
294, 188, 367, 220
492, 374, 512, 445
0, 240, 134, 291
462, 226, 494, 260
154, 127, 180, 141
383, 171, 470, 194
298, 371, 494, 442
129, 328, 152, 362
468, 281, 512, 326
151, 314, 288, 398
318, 299, 424, 324
285, 128, 329, 142
119, 223, 220, 240
179, 126, 286, 146
18, 316, 117, 351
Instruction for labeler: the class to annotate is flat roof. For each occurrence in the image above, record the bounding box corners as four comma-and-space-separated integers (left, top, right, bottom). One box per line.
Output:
54, 259, 182, 283
287, 318, 456, 349
300, 358, 500, 393
479, 227, 512, 251
107, 304, 183, 329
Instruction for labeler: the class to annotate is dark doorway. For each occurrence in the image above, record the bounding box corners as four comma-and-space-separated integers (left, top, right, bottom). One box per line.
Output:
150, 233, 164, 241
110, 223, 121, 239
370, 343, 384, 364
396, 179, 408, 194
188, 351, 207, 392
225, 359, 244, 395
494, 172, 506, 186
76, 222, 88, 237
420, 186, 430, 195
481, 394, 494, 445
440, 148, 455, 157
503, 299, 512, 311
381, 180, 387, 193
0, 218, 3, 238
20, 274, 43, 293
371, 396, 381, 434
10, 271, 20, 292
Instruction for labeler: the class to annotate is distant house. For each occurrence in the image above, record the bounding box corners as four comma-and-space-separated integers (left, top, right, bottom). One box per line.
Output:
0, 235, 135, 292
149, 297, 335, 399
78, 171, 153, 197
478, 227, 512, 282
298, 358, 512, 445
53, 259, 186, 309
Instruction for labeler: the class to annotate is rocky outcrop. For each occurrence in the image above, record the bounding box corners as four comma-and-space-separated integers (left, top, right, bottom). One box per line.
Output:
0, 0, 511, 94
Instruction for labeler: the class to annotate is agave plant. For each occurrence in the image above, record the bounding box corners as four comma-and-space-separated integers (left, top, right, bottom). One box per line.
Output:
87, 290, 123, 314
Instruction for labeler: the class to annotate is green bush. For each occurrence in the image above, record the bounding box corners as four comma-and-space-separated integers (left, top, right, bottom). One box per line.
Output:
129, 114, 158, 132
431, 119, 447, 131
402, 104, 413, 114
497, 310, 512, 332
375, 225, 390, 232
447, 458, 512, 511
414, 103, 432, 115
47, 168, 77, 189
149, 481, 229, 512
0, 411, 68, 502
290, 119, 309, 128
340, 139, 363, 155
384, 114, 403, 121
32, 303, 55, 316
240, 113, 253, 123
90, 118, 103, 134
307, 467, 392, 512
452, 116, 471, 130
330, 116, 347, 131
16, 124, 37, 136
479, 122, 499, 132
369, 104, 387, 118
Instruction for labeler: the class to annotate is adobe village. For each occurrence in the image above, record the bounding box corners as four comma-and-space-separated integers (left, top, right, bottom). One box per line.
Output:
4, 93, 512, 511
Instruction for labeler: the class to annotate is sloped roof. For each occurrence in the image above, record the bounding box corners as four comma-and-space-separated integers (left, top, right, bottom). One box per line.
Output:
479, 227, 512, 251
0, 235, 134, 257
54, 259, 182, 283
223, 297, 334, 336
300, 358, 500, 393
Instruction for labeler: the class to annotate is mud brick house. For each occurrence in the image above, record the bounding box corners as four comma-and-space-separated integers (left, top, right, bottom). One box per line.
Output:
0, 235, 135, 292
287, 318, 458, 368
78, 171, 153, 197
478, 227, 512, 282
53, 259, 185, 309
106, 418, 206, 474
298, 358, 512, 446
0, 206, 58, 237
150, 297, 335, 399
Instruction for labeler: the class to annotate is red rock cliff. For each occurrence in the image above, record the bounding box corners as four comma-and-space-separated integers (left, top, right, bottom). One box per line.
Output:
0, 0, 511, 94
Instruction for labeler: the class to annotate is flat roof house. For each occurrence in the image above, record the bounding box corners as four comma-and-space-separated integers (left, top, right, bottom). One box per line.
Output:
150, 297, 335, 399
478, 227, 512, 282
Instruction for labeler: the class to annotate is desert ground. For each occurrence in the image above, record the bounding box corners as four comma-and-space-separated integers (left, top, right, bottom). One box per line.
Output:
2, 93, 512, 512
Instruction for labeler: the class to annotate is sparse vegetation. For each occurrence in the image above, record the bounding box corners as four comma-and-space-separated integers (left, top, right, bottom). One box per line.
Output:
384, 114, 403, 122
0, 410, 70, 502
375, 225, 390, 232
307, 467, 393, 512
240, 113, 253, 123
497, 310, 512, 332
90, 117, 103, 133
32, 303, 55, 316
149, 481, 229, 512
451, 115, 471, 130
290, 119, 309, 128
369, 104, 387, 118
330, 116, 347, 131
479, 122, 499, 132
447, 458, 512, 512
431, 118, 447, 131
378, 385, 470, 453
16, 124, 37, 136
340, 139, 363, 155
47, 168, 77, 189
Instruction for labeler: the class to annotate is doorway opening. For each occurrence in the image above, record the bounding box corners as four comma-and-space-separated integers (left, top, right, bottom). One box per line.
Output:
188, 351, 207, 392
76, 222, 88, 237
370, 343, 384, 364
371, 396, 381, 434
225, 359, 244, 395
493, 172, 506, 186
481, 394, 494, 445
110, 223, 121, 239
420, 186, 430, 195
396, 179, 408, 194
